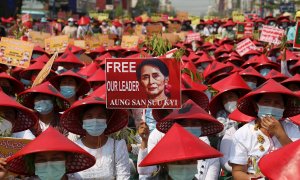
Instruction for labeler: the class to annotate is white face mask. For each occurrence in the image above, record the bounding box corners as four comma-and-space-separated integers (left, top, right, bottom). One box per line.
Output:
184, 127, 202, 137
0, 118, 13, 137
168, 164, 197, 180
257, 105, 284, 120
192, 41, 197, 51
224, 101, 237, 113
260, 68, 271, 76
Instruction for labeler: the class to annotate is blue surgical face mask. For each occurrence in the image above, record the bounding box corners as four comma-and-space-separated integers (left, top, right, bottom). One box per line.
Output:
35, 161, 66, 180
60, 86, 76, 98
260, 68, 271, 76
31, 53, 41, 59
21, 78, 31, 86
34, 100, 54, 115
83, 118, 107, 136
224, 101, 237, 113
167, 164, 197, 180
257, 105, 284, 120
201, 62, 210, 69
68, 22, 74, 26
227, 27, 233, 31
184, 127, 202, 137
246, 81, 257, 90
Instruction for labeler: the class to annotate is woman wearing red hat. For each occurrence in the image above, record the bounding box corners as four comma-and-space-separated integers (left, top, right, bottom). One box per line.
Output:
138, 123, 222, 180
5, 127, 96, 180
229, 79, 300, 179
60, 96, 130, 179
49, 70, 91, 105
76, 16, 93, 39
0, 72, 24, 97
138, 99, 224, 179
18, 81, 70, 136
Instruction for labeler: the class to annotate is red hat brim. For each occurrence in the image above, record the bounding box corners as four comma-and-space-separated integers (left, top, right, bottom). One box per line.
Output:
6, 127, 96, 175
0, 72, 24, 94
61, 96, 128, 136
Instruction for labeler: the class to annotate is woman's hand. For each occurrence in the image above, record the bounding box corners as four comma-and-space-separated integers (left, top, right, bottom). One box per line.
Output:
260, 116, 292, 146
260, 116, 284, 137
138, 122, 150, 150
0, 158, 7, 170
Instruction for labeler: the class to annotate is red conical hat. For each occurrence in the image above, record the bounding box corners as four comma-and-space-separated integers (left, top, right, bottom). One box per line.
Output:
87, 68, 105, 83
228, 109, 255, 123
194, 52, 213, 65
181, 55, 190, 62
258, 139, 300, 180
254, 54, 280, 71
237, 79, 300, 118
88, 84, 106, 99
225, 56, 244, 66
49, 70, 90, 97
223, 20, 236, 27
242, 49, 260, 57
89, 46, 106, 56
95, 52, 112, 62
203, 61, 233, 82
278, 50, 299, 62
220, 39, 234, 46
225, 62, 242, 72
216, 53, 230, 62
78, 16, 90, 25
214, 46, 230, 57
281, 74, 300, 88
188, 52, 200, 62
290, 59, 300, 75
6, 127, 96, 175
264, 69, 288, 82
20, 61, 57, 80
61, 96, 128, 135
55, 50, 84, 67
209, 72, 251, 117
202, 42, 213, 49
0, 72, 24, 94
77, 62, 98, 78
182, 61, 198, 76
0, 90, 37, 132
206, 45, 217, 51
207, 71, 234, 84
33, 46, 47, 55
241, 55, 260, 68
18, 81, 70, 111
239, 66, 266, 83
157, 100, 223, 135
66, 44, 86, 54
31, 54, 50, 63
139, 123, 223, 167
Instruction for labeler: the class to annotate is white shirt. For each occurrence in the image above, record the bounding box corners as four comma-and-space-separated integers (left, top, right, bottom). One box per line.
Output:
69, 138, 130, 180
138, 128, 220, 180
229, 120, 300, 174
219, 126, 237, 172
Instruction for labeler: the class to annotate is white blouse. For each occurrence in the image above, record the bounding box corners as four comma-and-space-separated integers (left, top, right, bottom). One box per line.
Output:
229, 120, 300, 174
68, 138, 130, 180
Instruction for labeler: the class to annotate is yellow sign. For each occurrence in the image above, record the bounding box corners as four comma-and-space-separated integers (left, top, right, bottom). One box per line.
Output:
45, 35, 69, 54
162, 33, 180, 44
0, 37, 34, 68
29, 31, 51, 48
205, 35, 216, 43
85, 36, 101, 52
121, 35, 139, 48
74, 40, 86, 49
146, 25, 163, 35
98, 34, 114, 47
0, 137, 31, 158
98, 13, 109, 21
168, 24, 181, 33
32, 52, 58, 87
140, 13, 149, 22
232, 11, 245, 22
190, 16, 200, 26
135, 25, 143, 35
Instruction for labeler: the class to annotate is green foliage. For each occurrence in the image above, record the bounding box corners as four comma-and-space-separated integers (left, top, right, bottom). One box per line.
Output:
115, 4, 124, 18
143, 35, 172, 56
110, 127, 138, 145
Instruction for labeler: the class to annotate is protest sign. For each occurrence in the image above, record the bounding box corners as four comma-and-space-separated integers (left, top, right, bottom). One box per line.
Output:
259, 25, 285, 45
135, 25, 143, 35
85, 36, 101, 51
244, 22, 254, 37
236, 38, 257, 56
44, 35, 69, 54
168, 23, 181, 33
146, 25, 163, 35
0, 137, 31, 158
232, 11, 245, 22
160, 48, 178, 58
32, 52, 58, 87
28, 31, 51, 48
98, 34, 114, 47
186, 33, 201, 43
121, 35, 139, 48
177, 11, 189, 21
106, 58, 181, 109
293, 21, 300, 49
237, 23, 245, 34
190, 16, 200, 26
0, 38, 34, 68
176, 32, 188, 41
21, 14, 30, 23
74, 40, 86, 49
98, 13, 109, 21
162, 33, 180, 44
